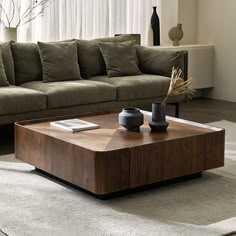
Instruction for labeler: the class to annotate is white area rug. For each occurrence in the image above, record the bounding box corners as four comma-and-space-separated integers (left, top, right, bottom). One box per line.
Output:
0, 120, 236, 236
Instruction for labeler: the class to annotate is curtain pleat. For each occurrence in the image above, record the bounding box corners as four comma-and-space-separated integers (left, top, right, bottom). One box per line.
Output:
0, 0, 160, 45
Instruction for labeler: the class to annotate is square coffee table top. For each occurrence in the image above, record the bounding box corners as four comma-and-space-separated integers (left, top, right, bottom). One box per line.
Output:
16, 110, 223, 152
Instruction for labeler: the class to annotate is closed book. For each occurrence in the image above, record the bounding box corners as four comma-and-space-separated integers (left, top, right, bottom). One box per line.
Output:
50, 119, 99, 132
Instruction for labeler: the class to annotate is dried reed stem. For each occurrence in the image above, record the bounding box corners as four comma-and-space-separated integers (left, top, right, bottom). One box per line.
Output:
162, 67, 196, 105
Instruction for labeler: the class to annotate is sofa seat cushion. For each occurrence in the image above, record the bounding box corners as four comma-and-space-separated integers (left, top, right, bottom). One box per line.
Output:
0, 86, 46, 115
20, 80, 116, 109
90, 74, 171, 101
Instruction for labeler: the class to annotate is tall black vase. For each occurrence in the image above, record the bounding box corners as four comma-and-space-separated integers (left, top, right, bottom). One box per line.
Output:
149, 103, 169, 132
151, 6, 160, 46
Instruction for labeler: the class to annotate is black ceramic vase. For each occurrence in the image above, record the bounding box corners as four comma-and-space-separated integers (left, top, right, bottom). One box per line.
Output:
119, 108, 144, 131
149, 103, 169, 132
151, 6, 160, 46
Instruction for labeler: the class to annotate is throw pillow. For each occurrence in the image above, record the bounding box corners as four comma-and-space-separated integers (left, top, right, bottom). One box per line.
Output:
0, 42, 15, 85
11, 42, 42, 85
77, 35, 134, 79
135, 45, 185, 78
99, 40, 141, 78
38, 41, 81, 82
0, 49, 10, 87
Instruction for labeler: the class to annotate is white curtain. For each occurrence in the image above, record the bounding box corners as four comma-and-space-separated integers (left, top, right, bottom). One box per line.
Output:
0, 0, 161, 45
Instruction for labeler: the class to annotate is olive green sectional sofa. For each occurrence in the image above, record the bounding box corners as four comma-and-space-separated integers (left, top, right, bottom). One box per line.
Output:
0, 35, 187, 125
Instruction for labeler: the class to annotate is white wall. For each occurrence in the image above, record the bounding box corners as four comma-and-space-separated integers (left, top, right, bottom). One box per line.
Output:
160, 0, 197, 45
160, 0, 178, 45
197, 0, 236, 102
178, 0, 198, 45
159, 0, 236, 102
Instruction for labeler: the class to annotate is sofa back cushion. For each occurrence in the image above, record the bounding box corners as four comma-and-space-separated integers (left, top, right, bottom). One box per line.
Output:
0, 49, 10, 87
11, 42, 42, 85
77, 35, 134, 79
135, 45, 185, 78
38, 41, 81, 82
0, 42, 15, 85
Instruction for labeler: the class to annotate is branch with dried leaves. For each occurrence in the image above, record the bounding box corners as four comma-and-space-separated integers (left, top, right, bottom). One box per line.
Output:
162, 67, 196, 105
0, 0, 52, 28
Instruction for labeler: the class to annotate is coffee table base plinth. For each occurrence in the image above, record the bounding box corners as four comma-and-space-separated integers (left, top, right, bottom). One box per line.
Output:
35, 168, 202, 199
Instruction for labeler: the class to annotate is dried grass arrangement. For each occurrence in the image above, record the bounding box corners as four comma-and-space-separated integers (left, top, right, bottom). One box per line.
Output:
162, 67, 196, 105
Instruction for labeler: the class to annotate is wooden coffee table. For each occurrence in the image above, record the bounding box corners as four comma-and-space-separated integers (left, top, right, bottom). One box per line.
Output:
15, 111, 225, 198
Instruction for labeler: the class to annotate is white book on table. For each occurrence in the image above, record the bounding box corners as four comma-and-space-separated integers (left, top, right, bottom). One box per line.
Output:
50, 119, 99, 132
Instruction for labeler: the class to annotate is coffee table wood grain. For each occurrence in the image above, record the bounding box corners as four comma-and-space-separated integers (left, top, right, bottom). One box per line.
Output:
15, 111, 225, 197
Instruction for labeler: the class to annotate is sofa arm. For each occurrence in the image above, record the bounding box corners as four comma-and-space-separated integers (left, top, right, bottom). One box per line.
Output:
135, 45, 188, 81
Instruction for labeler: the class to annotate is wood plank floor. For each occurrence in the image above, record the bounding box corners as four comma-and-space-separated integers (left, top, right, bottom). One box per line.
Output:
176, 98, 236, 123
0, 98, 235, 156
